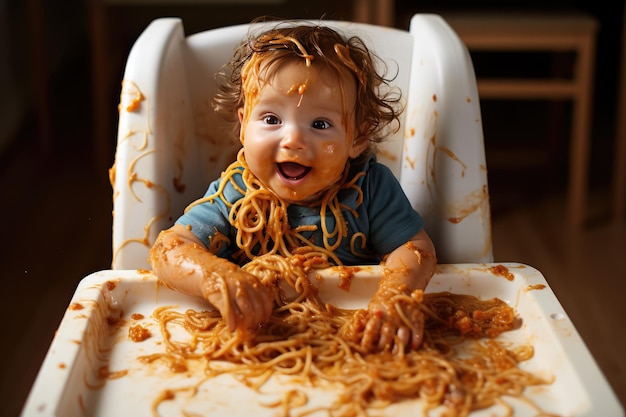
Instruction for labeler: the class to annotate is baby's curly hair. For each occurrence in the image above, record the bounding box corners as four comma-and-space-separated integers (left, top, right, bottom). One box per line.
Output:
213, 21, 402, 147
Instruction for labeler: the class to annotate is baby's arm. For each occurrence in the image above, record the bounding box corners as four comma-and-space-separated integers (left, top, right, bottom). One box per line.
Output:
149, 224, 274, 332
357, 228, 437, 352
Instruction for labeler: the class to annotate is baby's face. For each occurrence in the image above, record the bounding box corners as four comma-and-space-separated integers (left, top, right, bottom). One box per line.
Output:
239, 61, 366, 205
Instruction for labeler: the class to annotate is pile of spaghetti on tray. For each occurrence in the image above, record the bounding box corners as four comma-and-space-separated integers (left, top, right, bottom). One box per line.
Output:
138, 254, 554, 417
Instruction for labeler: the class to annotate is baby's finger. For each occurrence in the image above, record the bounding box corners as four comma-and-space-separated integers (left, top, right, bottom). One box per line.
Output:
411, 328, 423, 350
236, 281, 266, 330
378, 322, 395, 351
396, 326, 410, 349
362, 314, 382, 351
224, 299, 241, 332
409, 309, 425, 349
203, 276, 240, 331
258, 284, 274, 320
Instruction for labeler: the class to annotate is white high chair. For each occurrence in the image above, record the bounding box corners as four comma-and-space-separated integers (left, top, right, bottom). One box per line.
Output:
110, 14, 492, 270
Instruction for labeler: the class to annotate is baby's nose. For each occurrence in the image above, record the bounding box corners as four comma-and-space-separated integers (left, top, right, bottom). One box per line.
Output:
281, 126, 306, 149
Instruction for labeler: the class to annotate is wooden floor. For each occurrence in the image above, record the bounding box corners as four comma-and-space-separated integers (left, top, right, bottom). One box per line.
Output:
1, 113, 625, 416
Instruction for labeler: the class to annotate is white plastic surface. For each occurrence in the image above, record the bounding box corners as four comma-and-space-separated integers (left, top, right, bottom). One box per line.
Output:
21, 265, 623, 417
110, 14, 492, 269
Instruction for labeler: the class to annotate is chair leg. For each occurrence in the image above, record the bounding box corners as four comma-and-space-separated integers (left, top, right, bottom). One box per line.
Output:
567, 34, 596, 228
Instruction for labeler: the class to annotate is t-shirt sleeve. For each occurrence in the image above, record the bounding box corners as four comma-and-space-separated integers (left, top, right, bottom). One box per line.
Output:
174, 178, 236, 254
364, 162, 424, 255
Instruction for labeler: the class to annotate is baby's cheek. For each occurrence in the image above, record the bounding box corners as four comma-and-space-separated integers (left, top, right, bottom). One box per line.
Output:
320, 142, 350, 174
322, 142, 338, 156
316, 162, 345, 181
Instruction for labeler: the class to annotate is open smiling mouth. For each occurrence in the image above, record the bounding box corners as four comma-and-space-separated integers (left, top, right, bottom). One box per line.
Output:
277, 162, 312, 181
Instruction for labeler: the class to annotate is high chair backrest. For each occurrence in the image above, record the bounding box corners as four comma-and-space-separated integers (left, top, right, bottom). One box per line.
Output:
111, 14, 492, 270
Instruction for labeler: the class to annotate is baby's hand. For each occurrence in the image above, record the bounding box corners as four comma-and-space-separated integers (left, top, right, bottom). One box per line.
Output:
201, 266, 274, 332
150, 225, 274, 332
351, 230, 436, 353
355, 286, 425, 353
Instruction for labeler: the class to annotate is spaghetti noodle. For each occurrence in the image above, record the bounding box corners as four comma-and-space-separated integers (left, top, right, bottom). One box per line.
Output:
184, 148, 365, 266
142, 255, 555, 417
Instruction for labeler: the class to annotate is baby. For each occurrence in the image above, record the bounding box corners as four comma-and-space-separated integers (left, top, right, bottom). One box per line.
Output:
149, 22, 437, 353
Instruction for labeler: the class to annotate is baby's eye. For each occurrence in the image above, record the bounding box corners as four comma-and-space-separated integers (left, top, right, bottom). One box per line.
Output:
263, 115, 280, 125
311, 120, 331, 130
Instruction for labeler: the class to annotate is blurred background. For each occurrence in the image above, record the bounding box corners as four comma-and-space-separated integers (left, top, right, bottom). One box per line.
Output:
1, 0, 624, 415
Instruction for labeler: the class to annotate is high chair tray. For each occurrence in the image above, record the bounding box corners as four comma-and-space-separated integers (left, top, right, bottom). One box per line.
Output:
21, 264, 623, 416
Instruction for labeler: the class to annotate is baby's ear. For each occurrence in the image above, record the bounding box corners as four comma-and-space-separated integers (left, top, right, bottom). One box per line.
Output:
349, 136, 369, 158
237, 107, 245, 143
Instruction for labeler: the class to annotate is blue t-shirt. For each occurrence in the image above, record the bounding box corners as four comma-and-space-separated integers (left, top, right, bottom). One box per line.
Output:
176, 156, 424, 265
